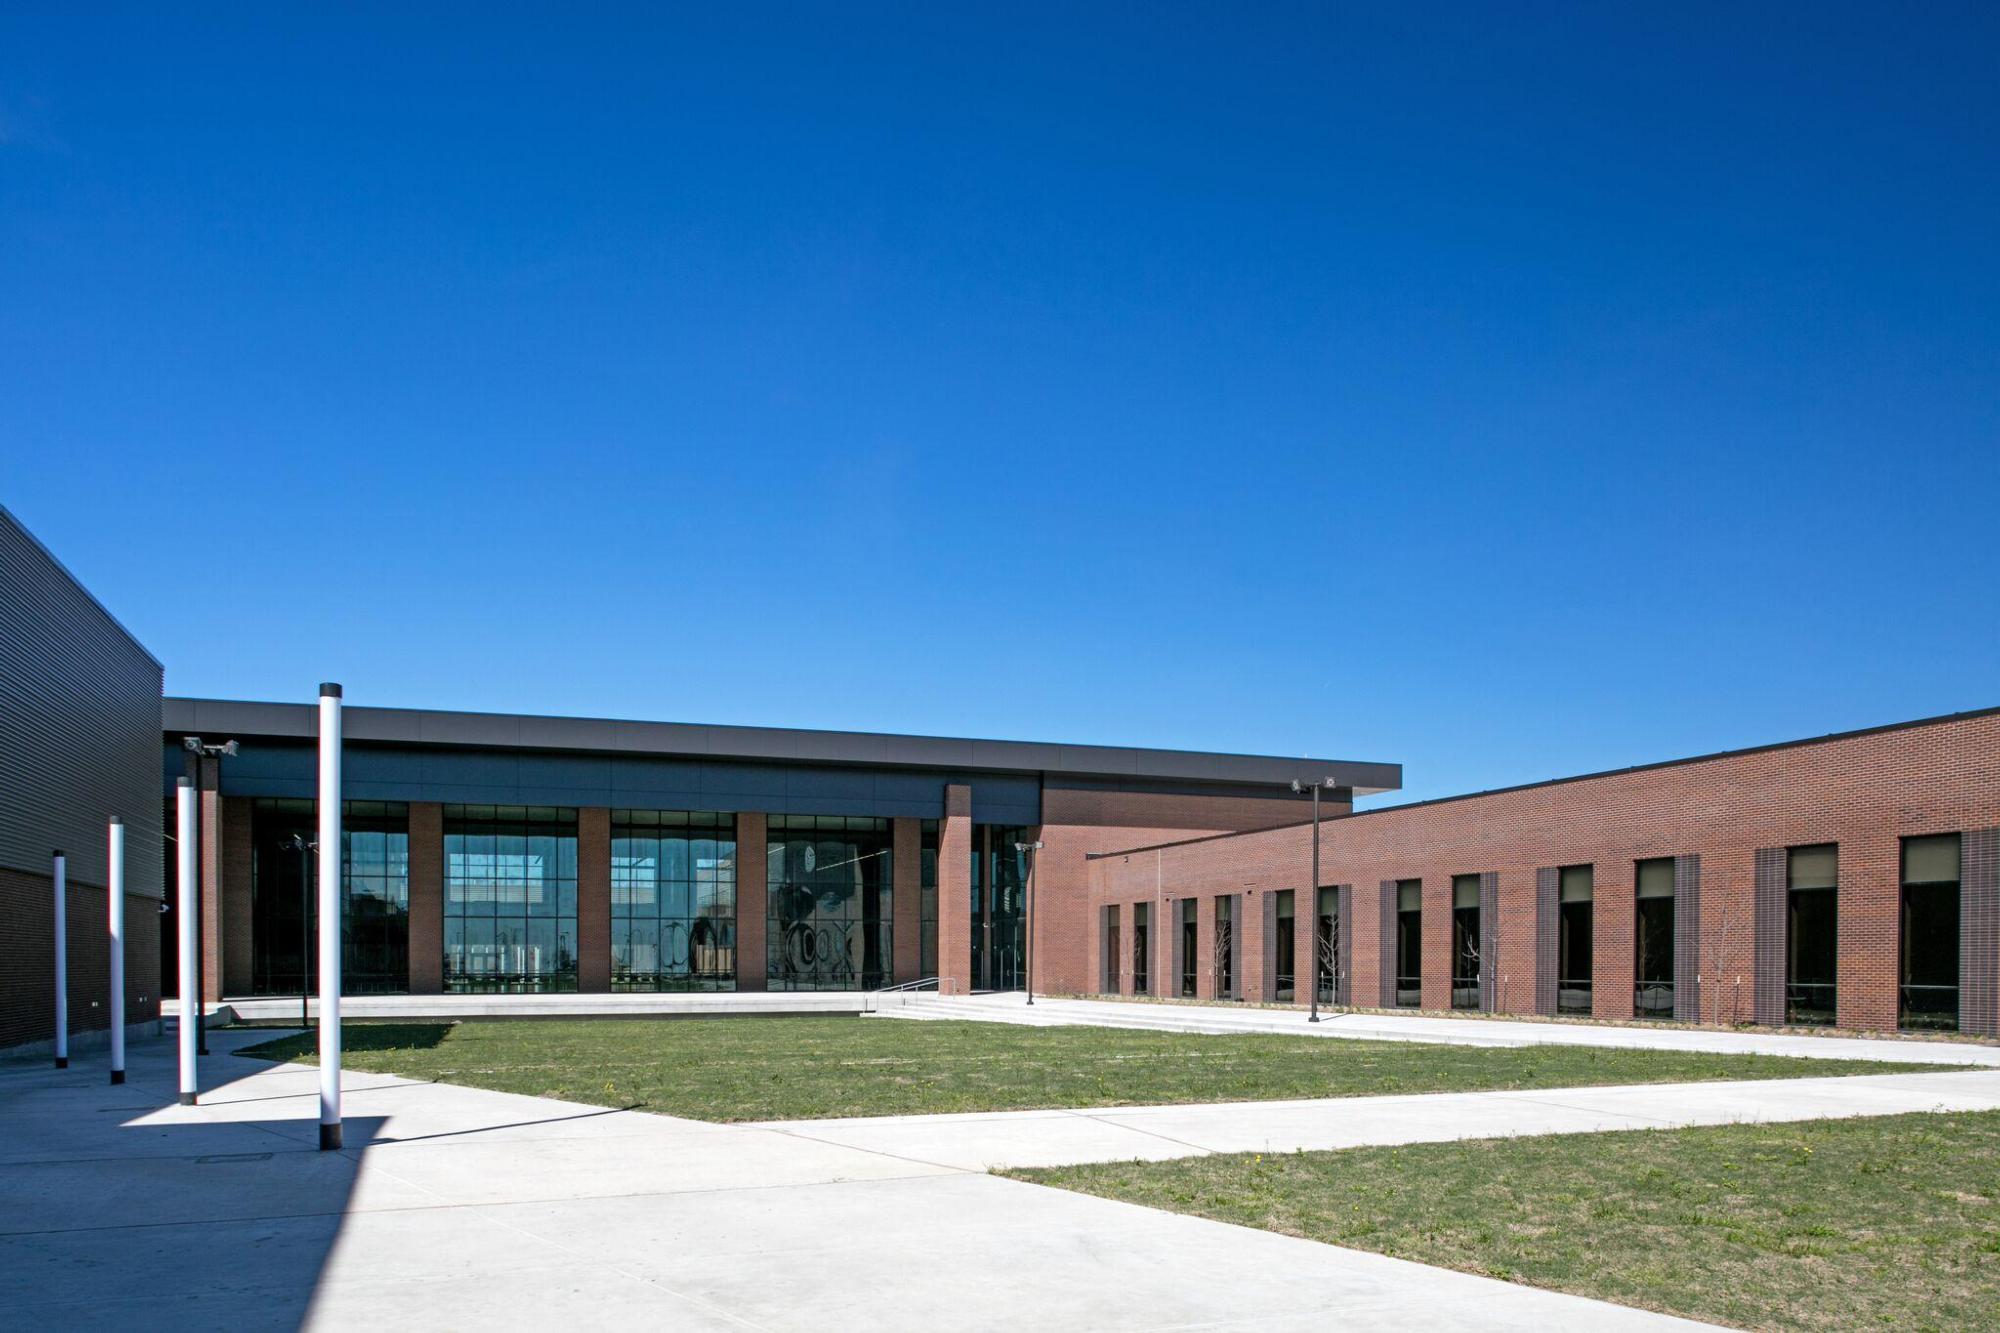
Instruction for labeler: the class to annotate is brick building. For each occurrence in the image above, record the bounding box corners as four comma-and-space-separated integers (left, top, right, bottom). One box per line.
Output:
1089, 708, 2000, 1036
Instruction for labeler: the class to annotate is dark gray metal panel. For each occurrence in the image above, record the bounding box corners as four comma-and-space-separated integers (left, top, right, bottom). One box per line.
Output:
160, 696, 1401, 793
1962, 829, 1998, 1038
1753, 847, 1786, 1025
1378, 880, 1397, 1007
1479, 871, 1499, 1012
0, 507, 163, 895
1535, 867, 1558, 1016
1675, 854, 1703, 1022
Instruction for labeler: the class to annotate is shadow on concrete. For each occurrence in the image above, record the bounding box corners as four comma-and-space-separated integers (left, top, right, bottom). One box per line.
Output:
0, 1026, 387, 1331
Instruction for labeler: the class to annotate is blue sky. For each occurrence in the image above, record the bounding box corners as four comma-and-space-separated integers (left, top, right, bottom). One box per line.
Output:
4, 4, 1996, 806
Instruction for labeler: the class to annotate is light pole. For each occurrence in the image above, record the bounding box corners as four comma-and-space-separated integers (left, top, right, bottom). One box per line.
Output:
1014, 840, 1042, 1005
181, 736, 238, 1056
284, 832, 316, 1028
1291, 777, 1339, 1023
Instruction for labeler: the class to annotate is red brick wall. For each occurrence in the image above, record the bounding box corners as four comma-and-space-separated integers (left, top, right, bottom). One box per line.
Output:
1, 866, 161, 1052
938, 786, 973, 994
1090, 711, 2000, 1033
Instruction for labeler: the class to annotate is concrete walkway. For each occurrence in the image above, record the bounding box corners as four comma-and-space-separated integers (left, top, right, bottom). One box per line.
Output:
756, 1068, 2000, 1170
1, 1029, 1711, 1331
881, 991, 2000, 1065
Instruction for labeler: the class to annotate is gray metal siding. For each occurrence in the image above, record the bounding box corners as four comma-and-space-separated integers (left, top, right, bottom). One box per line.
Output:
1334, 883, 1353, 1006
1377, 880, 1397, 1007
1479, 871, 1499, 1012
0, 508, 163, 896
1674, 854, 1702, 1022
1534, 867, 1558, 1016
1753, 847, 1787, 1025
1963, 828, 1999, 1038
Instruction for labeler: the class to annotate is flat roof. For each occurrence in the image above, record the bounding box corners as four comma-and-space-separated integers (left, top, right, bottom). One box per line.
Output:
162, 696, 1403, 794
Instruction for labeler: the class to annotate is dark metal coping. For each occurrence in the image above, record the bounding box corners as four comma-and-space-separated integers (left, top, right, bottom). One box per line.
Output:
1088, 702, 2000, 859
161, 697, 1403, 794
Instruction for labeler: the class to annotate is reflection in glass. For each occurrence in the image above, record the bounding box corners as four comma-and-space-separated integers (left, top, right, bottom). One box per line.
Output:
444, 805, 578, 993
250, 799, 410, 995
1395, 879, 1422, 1007
1558, 864, 1593, 1015
1901, 834, 1960, 1031
767, 816, 892, 990
1634, 858, 1676, 1018
1451, 874, 1481, 1010
613, 811, 735, 991
1786, 844, 1837, 1025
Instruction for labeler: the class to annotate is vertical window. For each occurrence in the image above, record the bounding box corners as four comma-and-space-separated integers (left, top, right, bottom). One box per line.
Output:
1395, 879, 1422, 1007
1103, 904, 1121, 993
1451, 874, 1482, 1010
919, 820, 939, 979
767, 816, 892, 991
1180, 899, 1197, 997
1274, 890, 1296, 1002
443, 805, 578, 994
1786, 844, 1838, 1025
1132, 902, 1150, 995
610, 811, 736, 992
1316, 886, 1338, 1004
1634, 858, 1676, 1019
1901, 834, 1960, 1032
1215, 895, 1235, 998
1557, 865, 1594, 1015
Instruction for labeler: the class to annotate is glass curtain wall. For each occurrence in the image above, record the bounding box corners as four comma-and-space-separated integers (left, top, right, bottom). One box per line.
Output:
969, 826, 1030, 991
250, 799, 410, 996
1273, 890, 1295, 1002
1900, 834, 1960, 1031
1132, 902, 1150, 995
1104, 905, 1121, 992
919, 820, 939, 979
610, 811, 736, 991
767, 816, 892, 990
443, 806, 579, 993
1451, 874, 1481, 1009
1786, 844, 1838, 1025
1557, 864, 1594, 1015
1634, 858, 1676, 1018
1395, 879, 1422, 1007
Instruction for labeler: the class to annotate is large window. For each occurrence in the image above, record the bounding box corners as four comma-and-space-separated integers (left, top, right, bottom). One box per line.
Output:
1180, 898, 1197, 997
1316, 886, 1338, 1004
767, 815, 892, 990
1215, 895, 1235, 998
1274, 890, 1295, 1002
1451, 874, 1481, 1010
1132, 901, 1150, 995
250, 799, 410, 995
1787, 844, 1838, 1025
1634, 857, 1676, 1019
1558, 864, 1594, 1015
1395, 879, 1422, 1007
1901, 834, 1960, 1032
919, 819, 939, 978
1103, 905, 1121, 993
443, 805, 578, 993
970, 826, 1030, 991
611, 811, 735, 991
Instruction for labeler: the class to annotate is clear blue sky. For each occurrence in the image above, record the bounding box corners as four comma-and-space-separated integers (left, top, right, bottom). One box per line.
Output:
4, 4, 1996, 807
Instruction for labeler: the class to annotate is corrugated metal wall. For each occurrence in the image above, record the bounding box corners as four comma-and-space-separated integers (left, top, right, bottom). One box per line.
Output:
0, 507, 163, 896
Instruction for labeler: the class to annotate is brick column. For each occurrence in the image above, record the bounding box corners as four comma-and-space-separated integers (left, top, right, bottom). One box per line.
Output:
1241, 890, 1270, 1002
735, 812, 767, 992
407, 802, 444, 993
1596, 864, 1635, 1020
1421, 878, 1450, 1011
220, 795, 253, 995
938, 785, 973, 995
892, 817, 921, 982
198, 756, 225, 1003
577, 807, 611, 993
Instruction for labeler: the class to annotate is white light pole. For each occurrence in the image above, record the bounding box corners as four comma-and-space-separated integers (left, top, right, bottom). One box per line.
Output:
52, 850, 68, 1069
317, 683, 343, 1151
176, 777, 198, 1104
1014, 840, 1042, 1005
108, 817, 125, 1084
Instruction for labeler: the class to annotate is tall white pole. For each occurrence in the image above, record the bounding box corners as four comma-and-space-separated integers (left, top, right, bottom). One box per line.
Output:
176, 778, 198, 1104
52, 850, 68, 1068
317, 683, 343, 1151
108, 817, 125, 1084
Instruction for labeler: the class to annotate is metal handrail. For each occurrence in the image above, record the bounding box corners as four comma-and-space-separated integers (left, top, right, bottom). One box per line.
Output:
863, 976, 940, 1013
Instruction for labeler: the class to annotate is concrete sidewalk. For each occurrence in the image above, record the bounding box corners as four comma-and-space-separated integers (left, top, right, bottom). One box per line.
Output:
882, 992, 2000, 1065
754, 1067, 2000, 1170
0, 1029, 1710, 1332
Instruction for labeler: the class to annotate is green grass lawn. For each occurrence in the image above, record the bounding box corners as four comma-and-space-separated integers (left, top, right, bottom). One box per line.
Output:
235, 1017, 1945, 1122
1010, 1111, 2000, 1331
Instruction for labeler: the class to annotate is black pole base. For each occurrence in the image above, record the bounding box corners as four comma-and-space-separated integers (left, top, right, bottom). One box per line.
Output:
178, 1091, 197, 1106
54, 1056, 68, 1069
110, 1069, 125, 1085
319, 1122, 342, 1152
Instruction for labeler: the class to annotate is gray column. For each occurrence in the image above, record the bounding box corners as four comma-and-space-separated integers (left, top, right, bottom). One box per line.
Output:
1962, 828, 1999, 1037
1673, 854, 1703, 1022
1753, 847, 1786, 1026
1334, 885, 1353, 1006
1534, 867, 1558, 1017
1479, 871, 1499, 1012
1377, 880, 1397, 1007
